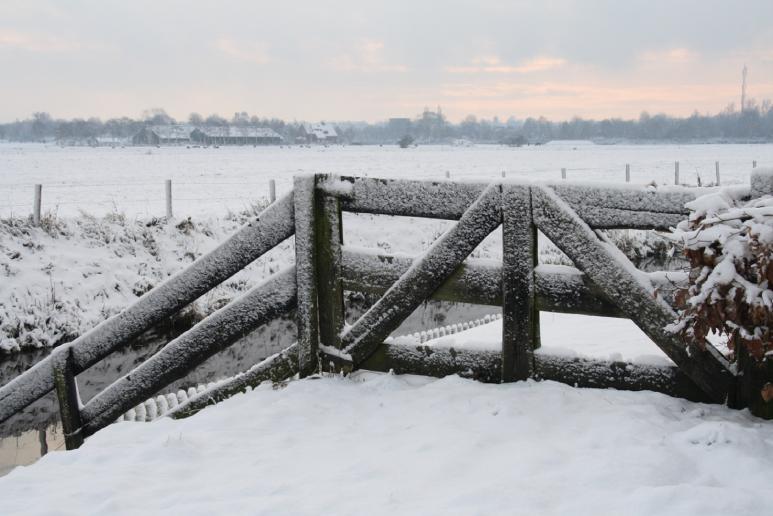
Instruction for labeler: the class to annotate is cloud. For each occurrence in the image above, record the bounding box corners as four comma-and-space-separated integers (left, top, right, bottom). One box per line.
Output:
213, 37, 270, 65
0, 29, 80, 52
639, 47, 695, 64
328, 40, 407, 72
446, 55, 566, 74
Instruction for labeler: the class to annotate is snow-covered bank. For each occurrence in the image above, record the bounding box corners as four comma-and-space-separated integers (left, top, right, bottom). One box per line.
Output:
2, 372, 771, 516
0, 207, 290, 352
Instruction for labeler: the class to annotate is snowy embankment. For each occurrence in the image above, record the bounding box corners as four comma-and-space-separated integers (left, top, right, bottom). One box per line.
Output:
0, 207, 290, 352
2, 372, 772, 516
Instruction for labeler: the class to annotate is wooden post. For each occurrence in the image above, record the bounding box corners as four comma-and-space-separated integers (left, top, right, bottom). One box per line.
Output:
165, 179, 173, 219
715, 161, 720, 186
33, 184, 42, 225
501, 184, 539, 382
561, 168, 566, 180
294, 175, 320, 377
315, 181, 345, 362
753, 160, 757, 169
674, 161, 679, 185
501, 171, 506, 178
445, 171, 451, 179
751, 168, 773, 198
52, 347, 84, 450
269, 179, 276, 203
625, 164, 630, 183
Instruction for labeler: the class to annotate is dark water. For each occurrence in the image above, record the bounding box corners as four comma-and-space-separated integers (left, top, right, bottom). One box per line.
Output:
0, 297, 498, 474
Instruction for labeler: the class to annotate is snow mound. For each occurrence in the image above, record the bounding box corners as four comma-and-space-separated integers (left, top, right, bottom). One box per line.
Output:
2, 372, 771, 516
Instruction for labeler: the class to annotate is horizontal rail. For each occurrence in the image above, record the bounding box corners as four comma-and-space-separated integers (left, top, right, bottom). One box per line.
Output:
0, 193, 295, 425
340, 247, 684, 317
80, 267, 297, 435
336, 176, 709, 229
361, 342, 711, 402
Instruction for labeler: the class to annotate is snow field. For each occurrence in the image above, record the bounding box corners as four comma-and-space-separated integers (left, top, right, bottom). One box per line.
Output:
1, 143, 768, 218
2, 372, 771, 516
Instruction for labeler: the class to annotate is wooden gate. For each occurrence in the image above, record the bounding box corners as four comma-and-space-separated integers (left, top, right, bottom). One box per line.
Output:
0, 173, 752, 449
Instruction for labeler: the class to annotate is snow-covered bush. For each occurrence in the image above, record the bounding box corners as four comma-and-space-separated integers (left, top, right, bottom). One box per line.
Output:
672, 189, 773, 361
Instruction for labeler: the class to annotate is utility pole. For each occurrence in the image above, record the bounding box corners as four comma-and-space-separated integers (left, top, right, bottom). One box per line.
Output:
741, 65, 748, 112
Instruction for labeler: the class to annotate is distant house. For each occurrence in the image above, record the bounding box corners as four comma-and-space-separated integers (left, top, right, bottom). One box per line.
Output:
189, 127, 283, 145
89, 136, 129, 147
132, 125, 194, 145
300, 122, 338, 144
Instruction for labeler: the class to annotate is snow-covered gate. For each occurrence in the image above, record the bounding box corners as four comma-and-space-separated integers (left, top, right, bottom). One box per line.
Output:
0, 174, 757, 449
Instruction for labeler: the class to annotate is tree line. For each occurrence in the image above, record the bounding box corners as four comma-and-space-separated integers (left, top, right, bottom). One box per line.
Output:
1, 101, 772, 144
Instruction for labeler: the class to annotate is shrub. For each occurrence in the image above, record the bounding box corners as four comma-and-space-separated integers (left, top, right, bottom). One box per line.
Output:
672, 189, 773, 361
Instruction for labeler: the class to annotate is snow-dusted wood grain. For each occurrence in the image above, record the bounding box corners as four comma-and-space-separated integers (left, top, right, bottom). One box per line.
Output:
341, 247, 503, 306
533, 353, 711, 403
531, 185, 734, 402
293, 175, 320, 377
315, 185, 345, 353
501, 184, 538, 381
337, 176, 700, 229
360, 342, 710, 402
341, 248, 633, 317
338, 184, 502, 367
545, 183, 708, 229
80, 268, 297, 436
52, 348, 84, 450
339, 176, 487, 219
361, 343, 502, 383
0, 193, 295, 425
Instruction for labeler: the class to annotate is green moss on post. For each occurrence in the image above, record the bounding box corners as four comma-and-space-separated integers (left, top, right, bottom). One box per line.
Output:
314, 183, 346, 363
52, 348, 84, 450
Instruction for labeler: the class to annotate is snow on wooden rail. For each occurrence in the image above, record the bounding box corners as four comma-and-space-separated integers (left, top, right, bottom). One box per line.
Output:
0, 172, 759, 450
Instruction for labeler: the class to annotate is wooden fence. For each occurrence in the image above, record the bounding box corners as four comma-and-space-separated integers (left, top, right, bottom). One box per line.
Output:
1, 172, 768, 449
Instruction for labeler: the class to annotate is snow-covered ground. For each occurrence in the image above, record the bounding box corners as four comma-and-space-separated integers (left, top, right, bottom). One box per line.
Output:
1, 372, 771, 516
1, 142, 769, 218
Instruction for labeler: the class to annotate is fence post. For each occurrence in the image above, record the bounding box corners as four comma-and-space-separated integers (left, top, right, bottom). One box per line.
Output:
165, 179, 173, 219
561, 168, 566, 180
625, 164, 630, 183
715, 161, 720, 186
445, 171, 450, 179
294, 175, 320, 377
269, 179, 276, 203
52, 348, 84, 450
501, 171, 506, 178
750, 167, 773, 198
753, 160, 757, 169
674, 161, 680, 185
501, 184, 539, 382
33, 184, 42, 225
315, 176, 345, 365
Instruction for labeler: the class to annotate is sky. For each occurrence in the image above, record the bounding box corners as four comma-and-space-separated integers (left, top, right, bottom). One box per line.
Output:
1, 0, 772, 123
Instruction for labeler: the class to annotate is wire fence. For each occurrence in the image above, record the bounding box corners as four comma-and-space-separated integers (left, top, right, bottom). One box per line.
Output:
0, 159, 762, 221
0, 179, 283, 218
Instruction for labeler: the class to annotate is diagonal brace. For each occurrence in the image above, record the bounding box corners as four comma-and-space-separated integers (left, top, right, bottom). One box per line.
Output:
531, 185, 735, 403
333, 183, 503, 367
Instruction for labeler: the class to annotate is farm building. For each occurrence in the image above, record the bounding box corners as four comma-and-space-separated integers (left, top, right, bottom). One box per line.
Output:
132, 125, 194, 145
301, 122, 338, 144
190, 127, 283, 145
88, 136, 129, 147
